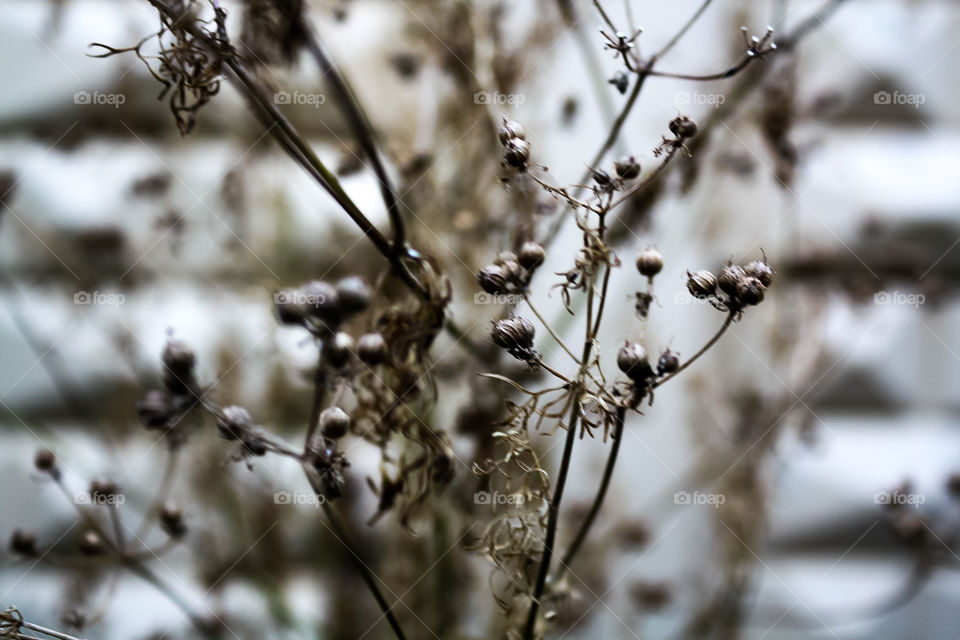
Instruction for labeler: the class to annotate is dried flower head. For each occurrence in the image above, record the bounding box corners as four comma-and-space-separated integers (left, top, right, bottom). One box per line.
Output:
137, 390, 174, 429
503, 138, 531, 168
162, 339, 196, 394
357, 332, 388, 365
34, 449, 57, 475
717, 264, 747, 297
301, 280, 342, 330
735, 276, 766, 306
636, 248, 664, 278
498, 118, 526, 145
320, 406, 351, 439
657, 349, 680, 375
686, 270, 717, 298
744, 259, 774, 287
79, 531, 104, 556
478, 264, 510, 294
217, 405, 252, 441
160, 502, 187, 538
614, 155, 641, 180
669, 115, 698, 139
491, 317, 537, 362
617, 341, 653, 382
10, 529, 37, 556
518, 242, 546, 271
326, 332, 355, 368
335, 276, 371, 316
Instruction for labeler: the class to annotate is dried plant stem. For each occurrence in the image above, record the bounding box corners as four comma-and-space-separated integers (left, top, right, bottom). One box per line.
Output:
51, 480, 216, 637
656, 310, 735, 387
541, 0, 714, 248
522, 386, 582, 640
321, 503, 408, 640
524, 293, 580, 363
303, 28, 405, 253
15, 619, 88, 640
559, 404, 626, 573
134, 448, 178, 539
144, 0, 428, 298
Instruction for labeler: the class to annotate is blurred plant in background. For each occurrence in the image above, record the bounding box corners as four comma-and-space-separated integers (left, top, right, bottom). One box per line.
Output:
3, 1, 960, 639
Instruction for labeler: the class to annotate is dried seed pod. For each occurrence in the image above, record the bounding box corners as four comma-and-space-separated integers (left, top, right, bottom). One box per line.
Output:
10, 529, 37, 556
160, 502, 187, 538
592, 168, 613, 188
79, 531, 103, 556
735, 277, 765, 306
90, 479, 118, 501
491, 317, 536, 360
136, 390, 174, 429
34, 449, 57, 474
518, 241, 546, 271
162, 339, 196, 394
320, 406, 351, 439
609, 70, 629, 94
636, 248, 664, 278
242, 431, 268, 456
274, 288, 306, 326
686, 270, 717, 298
947, 473, 960, 497
497, 118, 526, 145
478, 264, 509, 294
300, 280, 341, 329
357, 332, 388, 365
717, 264, 747, 297
335, 276, 370, 316
669, 115, 698, 139
657, 349, 680, 375
217, 405, 252, 441
614, 155, 641, 180
744, 260, 774, 287
494, 251, 519, 266
503, 138, 531, 168
617, 341, 653, 381
326, 332, 355, 368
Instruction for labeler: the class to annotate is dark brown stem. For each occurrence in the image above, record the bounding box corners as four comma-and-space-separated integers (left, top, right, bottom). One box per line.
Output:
522, 386, 582, 640
559, 404, 626, 573
321, 502, 408, 640
303, 28, 405, 253
655, 311, 735, 387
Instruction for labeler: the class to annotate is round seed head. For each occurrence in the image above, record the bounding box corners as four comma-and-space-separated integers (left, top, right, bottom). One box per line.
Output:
498, 118, 526, 145
735, 277, 765, 306
717, 264, 747, 297
517, 242, 546, 271
326, 332, 355, 368
503, 138, 531, 168
669, 115, 698, 139
320, 406, 351, 439
636, 248, 664, 278
617, 341, 652, 381
10, 529, 37, 556
335, 276, 371, 316
478, 264, 509, 294
217, 405, 252, 441
614, 155, 641, 180
744, 260, 774, 287
357, 332, 388, 366
686, 270, 717, 298
136, 390, 174, 429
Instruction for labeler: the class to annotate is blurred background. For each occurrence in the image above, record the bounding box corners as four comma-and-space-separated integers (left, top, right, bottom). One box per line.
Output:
2, 0, 960, 638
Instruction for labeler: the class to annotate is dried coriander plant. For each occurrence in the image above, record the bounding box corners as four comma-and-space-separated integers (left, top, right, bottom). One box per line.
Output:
5, 0, 857, 639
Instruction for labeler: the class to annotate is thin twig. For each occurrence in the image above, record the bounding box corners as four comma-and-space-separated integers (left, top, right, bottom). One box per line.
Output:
321, 503, 408, 640
655, 310, 735, 387
558, 404, 626, 573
